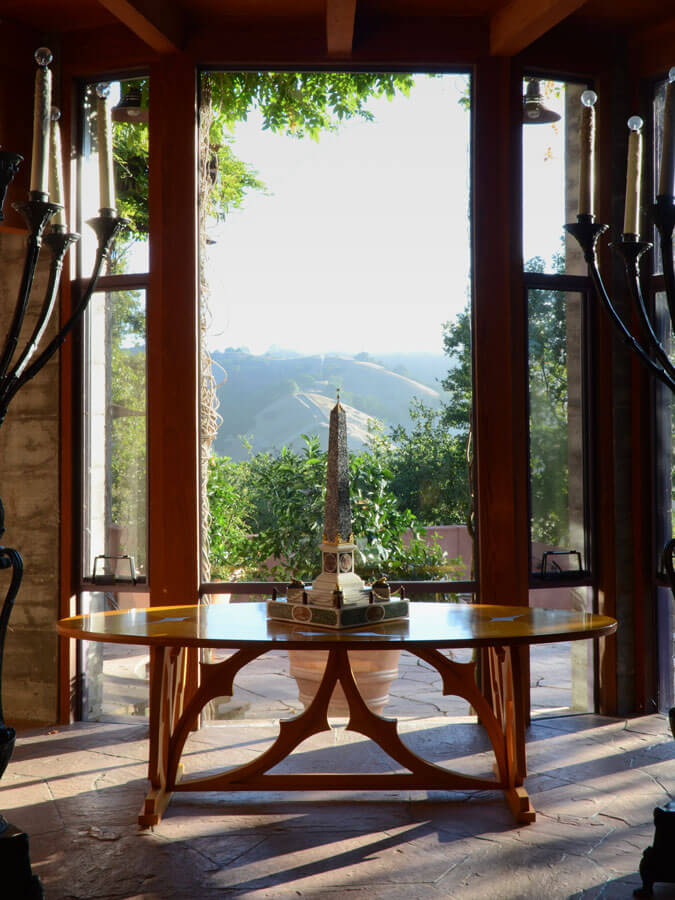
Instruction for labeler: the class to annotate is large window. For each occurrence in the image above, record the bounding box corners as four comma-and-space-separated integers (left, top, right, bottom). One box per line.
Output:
522, 77, 594, 715
78, 76, 150, 722
653, 77, 675, 707
198, 72, 474, 599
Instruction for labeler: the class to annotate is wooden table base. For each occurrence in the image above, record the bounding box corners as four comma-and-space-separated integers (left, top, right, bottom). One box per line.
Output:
140, 644, 535, 828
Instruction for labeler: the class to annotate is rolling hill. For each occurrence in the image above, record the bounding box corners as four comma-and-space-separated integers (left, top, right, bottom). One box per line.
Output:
210, 349, 449, 460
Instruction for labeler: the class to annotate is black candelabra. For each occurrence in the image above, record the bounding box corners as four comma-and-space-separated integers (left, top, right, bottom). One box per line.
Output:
566, 201, 675, 898
565, 199, 675, 562
0, 150, 126, 896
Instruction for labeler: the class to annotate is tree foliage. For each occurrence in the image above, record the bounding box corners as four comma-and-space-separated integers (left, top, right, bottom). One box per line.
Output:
382, 400, 470, 528
525, 256, 570, 547
107, 71, 415, 576
109, 289, 147, 569
112, 73, 414, 236
435, 255, 572, 551
207, 434, 455, 583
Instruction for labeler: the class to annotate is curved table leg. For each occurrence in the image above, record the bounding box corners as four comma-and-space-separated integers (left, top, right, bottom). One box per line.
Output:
140, 644, 535, 826
408, 645, 534, 823
140, 646, 269, 826
139, 647, 535, 826
140, 645, 188, 826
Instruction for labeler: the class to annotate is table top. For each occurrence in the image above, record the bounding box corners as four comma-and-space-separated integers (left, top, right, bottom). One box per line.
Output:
56, 601, 617, 650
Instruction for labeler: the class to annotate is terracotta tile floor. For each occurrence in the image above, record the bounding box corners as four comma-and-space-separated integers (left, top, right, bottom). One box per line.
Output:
4, 712, 675, 899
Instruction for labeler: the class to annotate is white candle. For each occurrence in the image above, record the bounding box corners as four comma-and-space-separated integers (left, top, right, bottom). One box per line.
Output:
96, 83, 115, 211
49, 107, 66, 228
579, 90, 597, 217
659, 68, 675, 197
623, 116, 643, 235
30, 47, 53, 196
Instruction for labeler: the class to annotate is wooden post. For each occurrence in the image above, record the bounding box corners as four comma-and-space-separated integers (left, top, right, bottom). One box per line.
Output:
472, 56, 529, 610
472, 56, 530, 721
147, 53, 199, 708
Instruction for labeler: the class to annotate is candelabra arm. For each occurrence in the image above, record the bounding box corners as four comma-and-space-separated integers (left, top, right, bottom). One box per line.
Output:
589, 248, 675, 391
565, 217, 675, 392
0, 230, 80, 401
0, 151, 22, 221
0, 535, 22, 734
611, 237, 675, 381
0, 215, 127, 418
0, 199, 60, 386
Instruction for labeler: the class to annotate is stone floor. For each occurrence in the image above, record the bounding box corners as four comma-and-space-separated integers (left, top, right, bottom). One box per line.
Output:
4, 712, 675, 899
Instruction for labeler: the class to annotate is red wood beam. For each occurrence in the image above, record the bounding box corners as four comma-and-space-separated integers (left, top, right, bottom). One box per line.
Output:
147, 51, 199, 609
490, 0, 587, 57
326, 0, 357, 57
472, 55, 529, 610
97, 0, 183, 53
147, 50, 199, 715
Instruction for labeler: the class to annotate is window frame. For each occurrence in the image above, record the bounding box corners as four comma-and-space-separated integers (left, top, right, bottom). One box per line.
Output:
74, 73, 151, 598
196, 65, 479, 601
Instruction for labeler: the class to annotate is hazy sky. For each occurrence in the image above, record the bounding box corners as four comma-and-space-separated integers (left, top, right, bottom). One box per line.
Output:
204, 74, 565, 356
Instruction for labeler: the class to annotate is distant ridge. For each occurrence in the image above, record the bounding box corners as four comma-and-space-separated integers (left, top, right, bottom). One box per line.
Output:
210, 349, 449, 460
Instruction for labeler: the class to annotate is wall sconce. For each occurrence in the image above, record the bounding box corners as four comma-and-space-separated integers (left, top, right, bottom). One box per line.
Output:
523, 79, 561, 125
112, 88, 148, 123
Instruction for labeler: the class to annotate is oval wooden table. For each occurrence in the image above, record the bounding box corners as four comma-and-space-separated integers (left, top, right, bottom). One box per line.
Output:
57, 601, 617, 827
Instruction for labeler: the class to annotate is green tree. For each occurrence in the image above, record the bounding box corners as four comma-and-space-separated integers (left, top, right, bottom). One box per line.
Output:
113, 73, 414, 238
436, 256, 570, 549
107, 72, 415, 576
441, 301, 473, 429
525, 257, 569, 546
207, 455, 253, 579
109, 289, 147, 568
208, 435, 451, 583
370, 302, 473, 533
384, 400, 470, 527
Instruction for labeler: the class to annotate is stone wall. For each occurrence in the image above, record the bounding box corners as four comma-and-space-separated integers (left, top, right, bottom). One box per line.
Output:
0, 231, 59, 724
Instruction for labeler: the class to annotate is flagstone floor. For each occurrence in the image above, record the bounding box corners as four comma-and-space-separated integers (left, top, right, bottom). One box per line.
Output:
5, 711, 675, 899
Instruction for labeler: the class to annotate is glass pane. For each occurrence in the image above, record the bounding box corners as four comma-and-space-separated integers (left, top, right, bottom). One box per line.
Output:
654, 290, 675, 702
82, 289, 147, 581
654, 78, 667, 273
529, 586, 594, 716
80, 77, 149, 276
199, 72, 474, 587
79, 591, 150, 722
522, 79, 589, 277
528, 289, 587, 573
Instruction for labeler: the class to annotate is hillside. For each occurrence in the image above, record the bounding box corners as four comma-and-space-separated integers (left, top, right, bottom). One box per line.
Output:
210, 349, 448, 460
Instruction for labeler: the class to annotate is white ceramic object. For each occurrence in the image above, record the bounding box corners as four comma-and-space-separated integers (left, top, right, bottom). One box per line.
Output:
288, 648, 401, 716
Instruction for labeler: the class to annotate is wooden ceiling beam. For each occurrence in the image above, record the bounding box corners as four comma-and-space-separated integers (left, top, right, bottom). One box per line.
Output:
96, 0, 183, 53
326, 0, 358, 57
490, 0, 587, 57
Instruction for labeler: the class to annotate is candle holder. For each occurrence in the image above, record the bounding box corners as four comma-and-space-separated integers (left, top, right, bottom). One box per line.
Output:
565, 200, 675, 898
566, 203, 675, 568
0, 170, 127, 896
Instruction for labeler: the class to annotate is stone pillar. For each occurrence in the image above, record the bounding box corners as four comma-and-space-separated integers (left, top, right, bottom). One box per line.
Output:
0, 232, 59, 724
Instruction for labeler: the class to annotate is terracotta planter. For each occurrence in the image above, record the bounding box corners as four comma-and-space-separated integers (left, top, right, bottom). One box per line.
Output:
288, 648, 401, 716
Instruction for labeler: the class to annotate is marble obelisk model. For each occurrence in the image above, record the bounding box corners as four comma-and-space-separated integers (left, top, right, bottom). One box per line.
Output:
267, 396, 409, 629
310, 398, 366, 605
